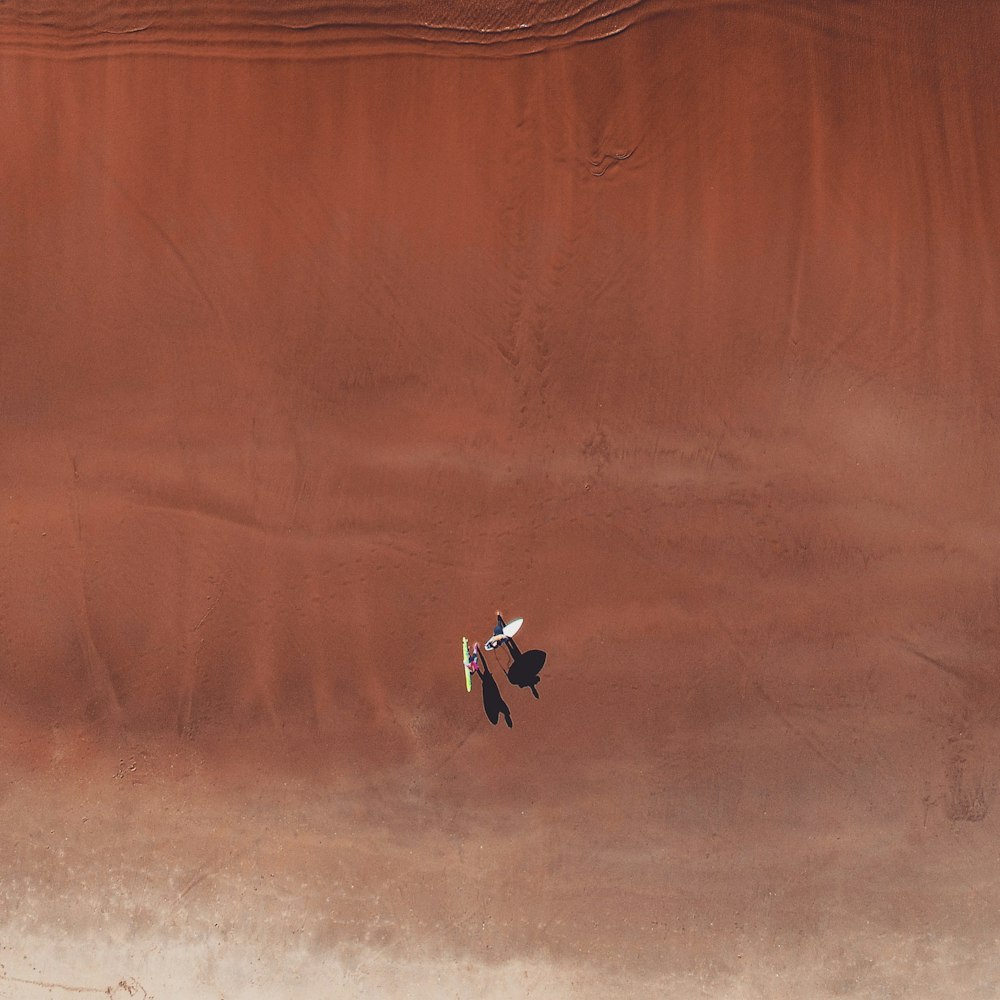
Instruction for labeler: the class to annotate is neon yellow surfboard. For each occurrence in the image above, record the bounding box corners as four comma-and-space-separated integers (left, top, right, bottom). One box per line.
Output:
462, 636, 472, 692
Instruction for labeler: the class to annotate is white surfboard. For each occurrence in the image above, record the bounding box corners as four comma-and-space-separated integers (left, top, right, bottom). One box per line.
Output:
502, 617, 523, 638
484, 617, 524, 650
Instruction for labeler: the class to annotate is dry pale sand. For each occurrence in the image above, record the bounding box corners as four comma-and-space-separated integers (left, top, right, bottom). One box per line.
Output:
2, 1, 1000, 997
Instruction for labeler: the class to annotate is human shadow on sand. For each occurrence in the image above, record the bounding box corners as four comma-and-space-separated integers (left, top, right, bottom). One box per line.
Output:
504, 648, 547, 699
478, 660, 512, 728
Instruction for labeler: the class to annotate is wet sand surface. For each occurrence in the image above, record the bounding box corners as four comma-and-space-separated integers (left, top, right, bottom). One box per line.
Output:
3, 2, 1000, 996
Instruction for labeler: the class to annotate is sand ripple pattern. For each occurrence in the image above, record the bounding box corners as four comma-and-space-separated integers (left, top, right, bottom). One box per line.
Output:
0, 0, 716, 58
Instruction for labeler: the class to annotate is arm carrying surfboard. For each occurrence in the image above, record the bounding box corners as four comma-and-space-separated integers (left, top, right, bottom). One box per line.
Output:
484, 616, 523, 651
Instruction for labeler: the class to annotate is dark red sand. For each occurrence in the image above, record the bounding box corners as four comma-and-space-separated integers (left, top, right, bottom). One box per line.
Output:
2, 2, 1000, 996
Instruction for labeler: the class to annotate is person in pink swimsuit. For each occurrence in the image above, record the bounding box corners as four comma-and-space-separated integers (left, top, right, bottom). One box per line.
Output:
467, 642, 483, 675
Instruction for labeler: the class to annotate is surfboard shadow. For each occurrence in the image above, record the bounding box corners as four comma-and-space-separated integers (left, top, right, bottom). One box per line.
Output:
504, 648, 546, 699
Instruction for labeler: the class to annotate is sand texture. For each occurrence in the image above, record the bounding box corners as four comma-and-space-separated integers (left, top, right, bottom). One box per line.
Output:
3, 2, 1000, 996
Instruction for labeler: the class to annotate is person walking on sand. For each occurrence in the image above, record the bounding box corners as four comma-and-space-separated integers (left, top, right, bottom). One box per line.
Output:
468, 641, 482, 675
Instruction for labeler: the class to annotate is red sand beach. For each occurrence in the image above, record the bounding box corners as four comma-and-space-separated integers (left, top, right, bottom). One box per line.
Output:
2, 2, 1000, 996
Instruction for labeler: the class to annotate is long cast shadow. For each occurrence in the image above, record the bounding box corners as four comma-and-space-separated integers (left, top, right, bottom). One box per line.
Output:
492, 613, 547, 700
478, 660, 512, 728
